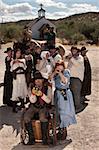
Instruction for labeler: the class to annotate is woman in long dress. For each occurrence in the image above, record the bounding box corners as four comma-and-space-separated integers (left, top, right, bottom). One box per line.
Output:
3, 47, 13, 106
80, 47, 91, 101
50, 61, 77, 140
11, 49, 28, 112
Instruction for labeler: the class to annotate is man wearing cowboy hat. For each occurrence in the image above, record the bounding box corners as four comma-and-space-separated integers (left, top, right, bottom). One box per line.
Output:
49, 45, 62, 68
23, 71, 52, 145
80, 46, 91, 102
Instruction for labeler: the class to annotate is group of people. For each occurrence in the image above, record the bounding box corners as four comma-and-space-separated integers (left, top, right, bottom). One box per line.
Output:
3, 42, 91, 145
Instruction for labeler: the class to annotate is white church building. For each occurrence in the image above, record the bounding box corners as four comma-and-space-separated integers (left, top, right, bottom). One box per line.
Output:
28, 4, 56, 40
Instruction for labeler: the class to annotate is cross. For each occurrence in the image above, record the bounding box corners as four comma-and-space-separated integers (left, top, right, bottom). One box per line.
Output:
40, 3, 43, 9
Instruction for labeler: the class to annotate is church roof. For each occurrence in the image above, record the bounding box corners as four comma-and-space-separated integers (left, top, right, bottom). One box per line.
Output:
38, 8, 45, 12
28, 17, 56, 29
28, 18, 42, 29
38, 23, 48, 31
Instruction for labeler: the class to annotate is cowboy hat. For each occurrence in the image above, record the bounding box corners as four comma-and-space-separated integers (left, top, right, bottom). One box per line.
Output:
34, 71, 44, 80
4, 47, 12, 53
80, 46, 88, 52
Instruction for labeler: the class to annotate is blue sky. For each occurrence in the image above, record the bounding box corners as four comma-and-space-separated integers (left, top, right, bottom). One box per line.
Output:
0, 0, 99, 22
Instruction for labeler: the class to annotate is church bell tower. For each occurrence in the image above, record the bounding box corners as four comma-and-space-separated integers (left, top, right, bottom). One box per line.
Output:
38, 4, 45, 18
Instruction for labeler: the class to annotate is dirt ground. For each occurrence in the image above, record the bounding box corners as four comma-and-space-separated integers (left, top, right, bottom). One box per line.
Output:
0, 43, 99, 150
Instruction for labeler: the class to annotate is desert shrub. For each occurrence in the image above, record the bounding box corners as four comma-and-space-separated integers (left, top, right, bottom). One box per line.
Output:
80, 23, 95, 39
0, 24, 23, 43
71, 33, 86, 44
91, 27, 99, 44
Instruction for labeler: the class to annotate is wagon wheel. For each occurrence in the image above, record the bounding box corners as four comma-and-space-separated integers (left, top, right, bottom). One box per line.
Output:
20, 109, 29, 145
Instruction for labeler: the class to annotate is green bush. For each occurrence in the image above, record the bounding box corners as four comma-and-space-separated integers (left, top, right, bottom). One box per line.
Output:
0, 23, 23, 43
71, 33, 86, 44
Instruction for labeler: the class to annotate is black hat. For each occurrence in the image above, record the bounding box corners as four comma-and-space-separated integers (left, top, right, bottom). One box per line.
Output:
70, 46, 78, 51
34, 71, 44, 80
36, 55, 42, 60
70, 46, 80, 53
80, 46, 88, 52
4, 47, 12, 53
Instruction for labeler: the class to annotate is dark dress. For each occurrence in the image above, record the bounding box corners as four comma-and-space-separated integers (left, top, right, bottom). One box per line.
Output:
81, 56, 91, 96
25, 57, 33, 87
45, 32, 56, 48
50, 32, 56, 47
3, 56, 13, 105
33, 52, 41, 73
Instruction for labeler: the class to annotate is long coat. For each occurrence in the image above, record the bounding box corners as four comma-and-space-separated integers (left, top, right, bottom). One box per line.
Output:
81, 56, 91, 96
3, 57, 13, 105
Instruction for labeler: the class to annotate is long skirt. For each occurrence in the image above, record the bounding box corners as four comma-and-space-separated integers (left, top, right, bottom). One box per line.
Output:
11, 74, 28, 101
3, 71, 13, 105
70, 77, 82, 108
55, 89, 77, 128
81, 59, 91, 96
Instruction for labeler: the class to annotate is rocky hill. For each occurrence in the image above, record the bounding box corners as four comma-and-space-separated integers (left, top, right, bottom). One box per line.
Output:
54, 12, 99, 44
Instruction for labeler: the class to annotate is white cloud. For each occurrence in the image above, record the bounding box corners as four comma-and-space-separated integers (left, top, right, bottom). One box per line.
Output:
18, 0, 33, 2
9, 3, 33, 13
0, 0, 36, 22
0, 1, 35, 14
0, 14, 36, 23
36, 0, 67, 8
46, 12, 67, 19
71, 3, 99, 13
46, 3, 99, 19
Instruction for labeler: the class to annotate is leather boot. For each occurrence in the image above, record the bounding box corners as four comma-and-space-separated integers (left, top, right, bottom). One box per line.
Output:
21, 99, 25, 108
19, 98, 25, 109
41, 121, 48, 145
25, 121, 35, 145
61, 128, 67, 140
12, 101, 18, 113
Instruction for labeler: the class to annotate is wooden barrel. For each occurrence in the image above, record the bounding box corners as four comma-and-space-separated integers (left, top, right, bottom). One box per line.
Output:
32, 120, 42, 142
